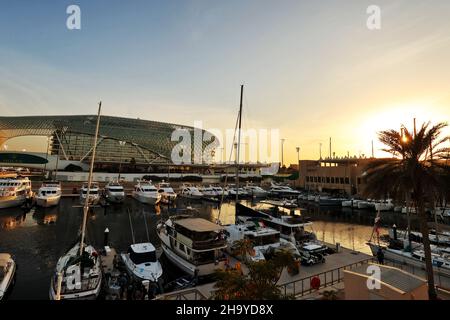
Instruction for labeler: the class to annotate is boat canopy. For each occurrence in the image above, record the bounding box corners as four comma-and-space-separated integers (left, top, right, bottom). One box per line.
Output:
174, 218, 223, 232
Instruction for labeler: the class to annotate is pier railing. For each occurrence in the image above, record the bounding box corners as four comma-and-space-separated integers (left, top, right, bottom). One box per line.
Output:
154, 288, 208, 300
278, 258, 373, 298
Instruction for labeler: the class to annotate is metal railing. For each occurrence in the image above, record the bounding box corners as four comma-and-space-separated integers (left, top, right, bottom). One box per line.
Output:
278, 258, 374, 298
154, 288, 208, 300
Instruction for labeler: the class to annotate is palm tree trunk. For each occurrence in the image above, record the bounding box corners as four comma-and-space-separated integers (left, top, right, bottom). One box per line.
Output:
418, 200, 437, 299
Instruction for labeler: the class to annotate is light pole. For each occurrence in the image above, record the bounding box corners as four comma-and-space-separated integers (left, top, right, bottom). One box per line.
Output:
118, 141, 126, 180
296, 147, 300, 187
280, 138, 286, 168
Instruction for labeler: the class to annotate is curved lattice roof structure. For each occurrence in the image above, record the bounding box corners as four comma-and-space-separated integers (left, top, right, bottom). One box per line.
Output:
0, 115, 217, 165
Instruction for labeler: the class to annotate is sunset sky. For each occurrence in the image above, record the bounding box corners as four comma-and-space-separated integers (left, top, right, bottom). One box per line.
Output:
1, 0, 450, 165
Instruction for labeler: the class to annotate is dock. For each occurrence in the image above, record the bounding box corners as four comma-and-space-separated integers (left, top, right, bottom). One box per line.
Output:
155, 245, 373, 300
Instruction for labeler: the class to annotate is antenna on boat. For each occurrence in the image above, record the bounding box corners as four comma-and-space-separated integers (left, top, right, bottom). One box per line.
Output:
79, 101, 102, 256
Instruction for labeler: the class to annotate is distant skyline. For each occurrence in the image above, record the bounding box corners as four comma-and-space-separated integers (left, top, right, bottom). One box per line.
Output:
1, 0, 450, 164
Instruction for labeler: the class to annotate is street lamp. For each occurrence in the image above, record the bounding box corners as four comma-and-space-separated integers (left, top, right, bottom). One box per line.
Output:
118, 141, 126, 180
280, 139, 286, 167
296, 147, 300, 187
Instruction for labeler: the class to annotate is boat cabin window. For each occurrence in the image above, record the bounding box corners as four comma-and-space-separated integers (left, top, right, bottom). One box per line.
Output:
247, 233, 280, 246
128, 248, 157, 264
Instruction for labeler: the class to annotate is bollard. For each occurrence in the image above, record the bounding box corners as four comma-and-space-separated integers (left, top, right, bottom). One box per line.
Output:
104, 227, 110, 247
393, 224, 397, 240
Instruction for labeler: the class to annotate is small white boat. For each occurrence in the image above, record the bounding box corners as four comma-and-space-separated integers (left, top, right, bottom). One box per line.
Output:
227, 187, 249, 197
0, 175, 32, 209
0, 253, 16, 300
80, 182, 100, 205
373, 199, 394, 212
401, 206, 417, 214
132, 180, 161, 205
35, 181, 61, 208
243, 185, 267, 198
49, 242, 102, 300
212, 185, 228, 198
225, 222, 299, 262
157, 215, 228, 277
104, 181, 125, 203
268, 183, 300, 198
157, 181, 177, 203
341, 199, 353, 207
199, 185, 218, 198
179, 184, 203, 199
120, 243, 163, 282
357, 200, 371, 209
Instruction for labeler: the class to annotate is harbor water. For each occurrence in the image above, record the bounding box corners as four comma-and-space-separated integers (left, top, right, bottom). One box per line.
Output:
0, 197, 417, 300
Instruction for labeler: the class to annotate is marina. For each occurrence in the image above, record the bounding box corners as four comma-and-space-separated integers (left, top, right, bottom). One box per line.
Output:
2, 189, 448, 300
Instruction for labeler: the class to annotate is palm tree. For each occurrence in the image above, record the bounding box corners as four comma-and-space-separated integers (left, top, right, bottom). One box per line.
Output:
363, 121, 450, 299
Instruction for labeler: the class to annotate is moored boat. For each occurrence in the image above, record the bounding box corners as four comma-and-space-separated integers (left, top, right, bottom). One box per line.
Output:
120, 243, 163, 282
0, 175, 32, 209
157, 215, 228, 277
0, 253, 16, 300
80, 182, 100, 205
132, 180, 161, 205
35, 181, 61, 208
104, 181, 125, 204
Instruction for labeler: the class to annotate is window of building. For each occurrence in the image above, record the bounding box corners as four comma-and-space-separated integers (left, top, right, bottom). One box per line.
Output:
340, 177, 344, 184
345, 177, 349, 184
331, 177, 335, 183
357, 177, 361, 185
326, 177, 330, 183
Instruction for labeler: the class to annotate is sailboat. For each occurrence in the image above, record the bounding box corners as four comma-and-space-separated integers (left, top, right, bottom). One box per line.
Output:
49, 103, 103, 300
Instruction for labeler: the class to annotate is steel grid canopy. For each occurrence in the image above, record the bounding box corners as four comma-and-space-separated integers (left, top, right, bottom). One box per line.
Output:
0, 115, 217, 165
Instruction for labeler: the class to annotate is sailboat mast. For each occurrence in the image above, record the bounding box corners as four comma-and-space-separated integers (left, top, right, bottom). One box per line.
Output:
236, 85, 243, 204
79, 102, 102, 256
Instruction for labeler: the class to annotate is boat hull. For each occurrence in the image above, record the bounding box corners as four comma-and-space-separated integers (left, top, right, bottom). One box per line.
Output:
160, 242, 226, 277
105, 192, 125, 204
35, 195, 61, 208
0, 256, 16, 300
0, 196, 26, 209
132, 192, 160, 205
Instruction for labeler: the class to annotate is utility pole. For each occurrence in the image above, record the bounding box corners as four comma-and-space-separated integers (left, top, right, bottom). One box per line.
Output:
296, 147, 300, 187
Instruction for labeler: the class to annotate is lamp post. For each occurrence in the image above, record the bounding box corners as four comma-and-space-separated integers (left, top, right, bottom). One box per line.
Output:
280, 138, 286, 168
400, 125, 412, 251
296, 147, 300, 187
118, 141, 126, 180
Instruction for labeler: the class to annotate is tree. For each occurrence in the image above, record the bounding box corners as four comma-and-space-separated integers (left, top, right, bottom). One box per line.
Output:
363, 121, 450, 299
212, 250, 296, 300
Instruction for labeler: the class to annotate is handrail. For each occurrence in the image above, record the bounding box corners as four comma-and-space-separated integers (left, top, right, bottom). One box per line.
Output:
277, 258, 374, 298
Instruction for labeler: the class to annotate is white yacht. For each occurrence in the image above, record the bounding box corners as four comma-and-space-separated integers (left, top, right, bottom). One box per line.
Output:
49, 243, 102, 300
227, 186, 249, 197
212, 185, 228, 198
199, 185, 218, 198
268, 183, 300, 198
104, 181, 125, 204
179, 184, 203, 199
224, 221, 299, 262
0, 253, 16, 300
236, 203, 316, 245
157, 181, 177, 203
0, 175, 32, 209
373, 199, 394, 212
80, 182, 100, 205
120, 243, 163, 282
35, 181, 61, 208
243, 185, 268, 198
132, 180, 161, 205
157, 215, 228, 277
